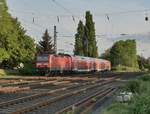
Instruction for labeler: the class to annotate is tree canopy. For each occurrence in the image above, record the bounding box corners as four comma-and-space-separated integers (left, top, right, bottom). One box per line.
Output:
138, 56, 150, 71
74, 21, 84, 56
0, 0, 36, 67
74, 11, 98, 57
38, 29, 54, 54
109, 39, 139, 68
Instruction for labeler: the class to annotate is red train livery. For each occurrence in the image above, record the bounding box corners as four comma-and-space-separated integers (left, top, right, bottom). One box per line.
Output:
36, 54, 111, 74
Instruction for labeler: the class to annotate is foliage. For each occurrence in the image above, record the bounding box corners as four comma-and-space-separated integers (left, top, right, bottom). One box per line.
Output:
0, 0, 36, 67
74, 21, 84, 56
109, 40, 139, 71
0, 48, 9, 63
103, 103, 129, 114
0, 69, 7, 76
85, 11, 98, 57
139, 75, 150, 81
103, 74, 150, 114
100, 49, 111, 60
129, 93, 150, 114
19, 63, 37, 76
137, 55, 150, 71
0, 69, 19, 76
38, 29, 55, 54
74, 11, 98, 57
112, 65, 140, 72
123, 80, 141, 93
101, 40, 149, 72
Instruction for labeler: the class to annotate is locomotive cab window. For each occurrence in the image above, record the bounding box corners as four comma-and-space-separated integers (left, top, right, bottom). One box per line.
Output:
37, 56, 48, 62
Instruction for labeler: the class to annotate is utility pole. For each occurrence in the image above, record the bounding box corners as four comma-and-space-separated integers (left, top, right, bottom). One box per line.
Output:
54, 25, 57, 54
141, 52, 144, 70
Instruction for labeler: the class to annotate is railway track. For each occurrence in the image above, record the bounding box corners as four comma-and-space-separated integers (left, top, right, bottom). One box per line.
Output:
0, 72, 143, 89
0, 72, 143, 114
0, 77, 99, 102
29, 82, 116, 114
0, 72, 144, 114
0, 78, 56, 88
0, 76, 97, 89
0, 78, 116, 114
55, 87, 117, 114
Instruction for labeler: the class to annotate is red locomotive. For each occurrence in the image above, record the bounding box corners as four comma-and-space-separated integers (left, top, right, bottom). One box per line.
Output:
36, 54, 111, 75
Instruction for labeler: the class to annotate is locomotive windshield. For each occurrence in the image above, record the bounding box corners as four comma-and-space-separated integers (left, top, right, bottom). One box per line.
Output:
37, 56, 48, 62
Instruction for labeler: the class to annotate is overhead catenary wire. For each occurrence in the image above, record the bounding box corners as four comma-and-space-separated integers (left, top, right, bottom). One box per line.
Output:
51, 0, 80, 22
9, 8, 150, 27
7, 0, 150, 41
9, 8, 150, 17
16, 16, 55, 33
51, 0, 73, 15
10, 0, 150, 23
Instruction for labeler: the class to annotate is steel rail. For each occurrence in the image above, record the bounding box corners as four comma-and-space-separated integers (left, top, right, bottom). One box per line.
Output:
55, 87, 117, 114
0, 78, 106, 108
8, 79, 115, 114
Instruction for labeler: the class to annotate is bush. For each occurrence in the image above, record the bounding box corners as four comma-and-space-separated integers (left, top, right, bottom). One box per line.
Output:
0, 69, 19, 76
19, 63, 37, 76
139, 75, 150, 81
123, 80, 141, 93
129, 94, 150, 114
102, 74, 150, 114
103, 103, 129, 114
0, 69, 6, 76
112, 65, 140, 72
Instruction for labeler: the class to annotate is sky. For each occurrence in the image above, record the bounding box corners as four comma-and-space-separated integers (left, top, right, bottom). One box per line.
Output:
6, 0, 150, 58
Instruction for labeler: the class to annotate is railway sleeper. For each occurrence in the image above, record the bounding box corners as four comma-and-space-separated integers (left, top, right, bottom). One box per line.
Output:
55, 87, 114, 114
10, 80, 115, 114
0, 79, 105, 108
78, 88, 117, 114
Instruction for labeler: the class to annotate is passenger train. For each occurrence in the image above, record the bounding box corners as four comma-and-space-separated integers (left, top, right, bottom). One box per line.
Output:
36, 54, 111, 75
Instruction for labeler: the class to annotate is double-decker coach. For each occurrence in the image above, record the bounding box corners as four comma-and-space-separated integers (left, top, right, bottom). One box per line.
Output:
36, 54, 111, 75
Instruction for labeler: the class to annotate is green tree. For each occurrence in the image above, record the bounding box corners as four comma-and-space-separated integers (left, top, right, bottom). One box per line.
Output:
38, 29, 54, 54
100, 49, 111, 60
74, 21, 84, 56
0, 0, 36, 67
0, 48, 9, 63
138, 55, 150, 71
9, 18, 35, 65
109, 39, 139, 69
85, 11, 98, 57
74, 11, 98, 57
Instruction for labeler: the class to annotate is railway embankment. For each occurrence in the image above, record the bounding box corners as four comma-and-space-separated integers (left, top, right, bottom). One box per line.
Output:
101, 73, 150, 114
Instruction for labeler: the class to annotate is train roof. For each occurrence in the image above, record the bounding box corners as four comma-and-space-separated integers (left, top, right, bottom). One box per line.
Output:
37, 54, 71, 57
37, 54, 110, 62
73, 55, 94, 60
99, 59, 110, 63
73, 56, 110, 62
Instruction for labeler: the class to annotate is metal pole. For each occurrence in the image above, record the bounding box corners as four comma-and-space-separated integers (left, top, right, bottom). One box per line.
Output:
54, 25, 57, 54
141, 52, 144, 70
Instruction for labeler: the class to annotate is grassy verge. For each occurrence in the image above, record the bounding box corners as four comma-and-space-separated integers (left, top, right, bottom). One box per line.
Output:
102, 73, 150, 114
18, 63, 38, 76
112, 65, 140, 72
0, 69, 19, 77
0, 63, 38, 77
